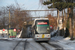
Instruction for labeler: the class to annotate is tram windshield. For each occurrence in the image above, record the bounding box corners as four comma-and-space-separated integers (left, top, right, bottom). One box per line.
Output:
35, 20, 50, 34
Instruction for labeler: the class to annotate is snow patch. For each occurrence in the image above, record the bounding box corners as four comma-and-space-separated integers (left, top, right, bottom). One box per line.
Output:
51, 36, 75, 50
16, 30, 22, 38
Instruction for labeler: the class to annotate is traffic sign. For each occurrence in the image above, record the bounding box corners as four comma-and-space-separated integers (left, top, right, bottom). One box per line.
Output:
2, 29, 8, 33
18, 29, 20, 32
13, 29, 16, 32
50, 25, 53, 29
3, 29, 5, 31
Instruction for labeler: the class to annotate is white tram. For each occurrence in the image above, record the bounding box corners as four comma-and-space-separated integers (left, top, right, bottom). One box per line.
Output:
32, 18, 50, 41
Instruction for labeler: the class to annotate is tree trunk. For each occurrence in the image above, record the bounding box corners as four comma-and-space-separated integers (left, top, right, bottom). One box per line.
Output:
62, 10, 64, 36
64, 9, 66, 37
68, 7, 73, 40
57, 9, 60, 36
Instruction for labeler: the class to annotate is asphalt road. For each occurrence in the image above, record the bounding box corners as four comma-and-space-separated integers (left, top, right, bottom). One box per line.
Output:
0, 38, 64, 50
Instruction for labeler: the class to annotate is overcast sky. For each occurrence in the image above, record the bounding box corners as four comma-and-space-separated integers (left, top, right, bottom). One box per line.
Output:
0, 0, 42, 10
0, 0, 57, 17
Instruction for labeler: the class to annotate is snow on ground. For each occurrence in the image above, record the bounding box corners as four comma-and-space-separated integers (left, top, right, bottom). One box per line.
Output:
0, 35, 75, 50
16, 30, 22, 38
0, 40, 18, 50
51, 36, 75, 50
0, 30, 75, 50
50, 30, 75, 49
0, 38, 45, 50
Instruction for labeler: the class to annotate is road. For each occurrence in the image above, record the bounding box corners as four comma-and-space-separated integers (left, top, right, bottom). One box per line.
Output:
0, 38, 65, 50
0, 28, 74, 50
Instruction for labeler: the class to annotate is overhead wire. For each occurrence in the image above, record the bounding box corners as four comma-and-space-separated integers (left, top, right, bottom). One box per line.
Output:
26, 0, 40, 17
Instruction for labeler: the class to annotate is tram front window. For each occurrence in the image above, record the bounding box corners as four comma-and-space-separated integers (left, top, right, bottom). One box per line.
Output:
36, 25, 50, 33
35, 20, 50, 34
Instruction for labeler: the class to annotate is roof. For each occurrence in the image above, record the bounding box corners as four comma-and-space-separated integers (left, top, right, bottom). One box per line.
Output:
34, 18, 49, 21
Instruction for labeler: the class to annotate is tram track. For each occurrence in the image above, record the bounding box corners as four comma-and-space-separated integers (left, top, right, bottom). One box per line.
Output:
24, 40, 27, 50
47, 42, 63, 50
38, 42, 63, 50
13, 39, 27, 50
0, 38, 64, 50
38, 42, 47, 50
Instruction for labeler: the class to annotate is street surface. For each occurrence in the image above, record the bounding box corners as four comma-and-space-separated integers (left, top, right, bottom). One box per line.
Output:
0, 38, 61, 50
0, 29, 75, 50
0, 37, 75, 50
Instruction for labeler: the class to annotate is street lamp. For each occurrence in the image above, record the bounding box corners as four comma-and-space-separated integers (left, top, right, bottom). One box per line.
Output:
7, 7, 11, 38
7, 7, 11, 28
24, 22, 27, 25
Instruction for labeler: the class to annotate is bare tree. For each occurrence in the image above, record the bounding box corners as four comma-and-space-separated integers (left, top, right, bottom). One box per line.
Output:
47, 14, 57, 29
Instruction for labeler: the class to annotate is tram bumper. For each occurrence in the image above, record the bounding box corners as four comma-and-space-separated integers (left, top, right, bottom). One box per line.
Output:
34, 38, 50, 41
34, 34, 50, 41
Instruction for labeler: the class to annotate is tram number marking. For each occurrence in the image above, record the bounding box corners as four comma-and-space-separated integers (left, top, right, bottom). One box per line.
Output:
42, 34, 44, 38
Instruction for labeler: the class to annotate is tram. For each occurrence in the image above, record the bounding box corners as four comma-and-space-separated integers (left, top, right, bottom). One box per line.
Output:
9, 28, 17, 38
32, 18, 50, 41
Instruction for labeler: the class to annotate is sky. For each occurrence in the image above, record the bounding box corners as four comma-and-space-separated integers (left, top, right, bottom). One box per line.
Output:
0, 0, 42, 10
0, 0, 57, 17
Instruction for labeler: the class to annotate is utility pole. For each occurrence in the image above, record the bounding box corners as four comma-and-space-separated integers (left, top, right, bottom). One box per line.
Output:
7, 7, 11, 38
47, 0, 49, 1
9, 9, 11, 28
3, 9, 5, 28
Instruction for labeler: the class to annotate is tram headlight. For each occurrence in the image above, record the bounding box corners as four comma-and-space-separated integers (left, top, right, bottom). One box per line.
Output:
35, 34, 42, 38
35, 35, 40, 38
37, 35, 39, 37
47, 35, 49, 37
47, 34, 50, 37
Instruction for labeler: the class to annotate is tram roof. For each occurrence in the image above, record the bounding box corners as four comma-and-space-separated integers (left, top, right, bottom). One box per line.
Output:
34, 18, 49, 21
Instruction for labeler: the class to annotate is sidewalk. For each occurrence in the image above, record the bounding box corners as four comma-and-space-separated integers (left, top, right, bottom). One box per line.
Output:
51, 36, 75, 50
